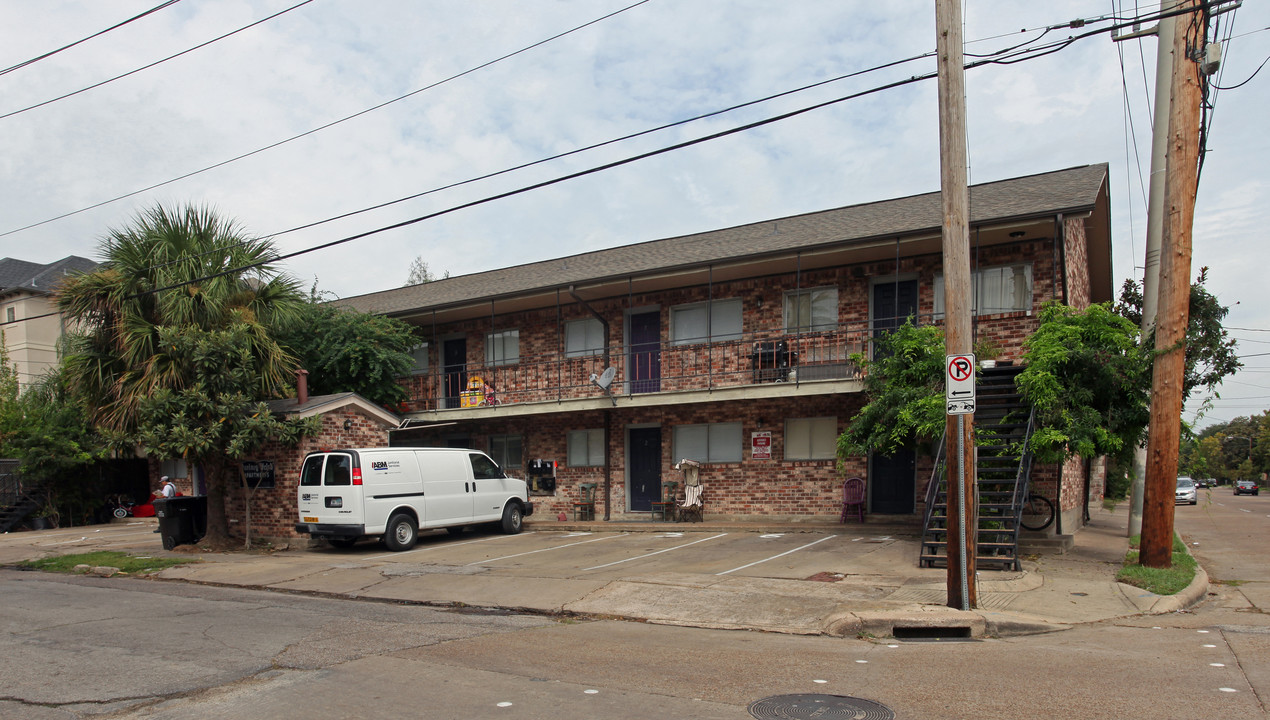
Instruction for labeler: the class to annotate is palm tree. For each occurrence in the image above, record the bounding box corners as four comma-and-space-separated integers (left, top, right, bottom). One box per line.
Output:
57, 204, 305, 546
57, 204, 304, 431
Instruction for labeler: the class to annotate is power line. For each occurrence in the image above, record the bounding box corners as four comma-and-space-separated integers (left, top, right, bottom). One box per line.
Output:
0, 0, 183, 77
1, 2, 1198, 318
0, 0, 654, 239
0, 0, 315, 122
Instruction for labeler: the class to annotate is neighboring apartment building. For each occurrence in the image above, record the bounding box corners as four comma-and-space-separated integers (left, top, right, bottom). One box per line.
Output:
0, 256, 97, 390
325, 164, 1112, 536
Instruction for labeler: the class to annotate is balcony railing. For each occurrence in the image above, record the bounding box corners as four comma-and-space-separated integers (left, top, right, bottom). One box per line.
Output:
398, 326, 874, 413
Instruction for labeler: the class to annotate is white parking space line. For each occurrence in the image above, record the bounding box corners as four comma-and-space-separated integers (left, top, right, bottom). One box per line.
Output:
466, 533, 630, 566
715, 535, 836, 576
581, 533, 728, 571
364, 532, 536, 562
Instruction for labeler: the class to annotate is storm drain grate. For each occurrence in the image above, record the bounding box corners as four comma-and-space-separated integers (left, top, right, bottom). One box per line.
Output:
748, 694, 894, 720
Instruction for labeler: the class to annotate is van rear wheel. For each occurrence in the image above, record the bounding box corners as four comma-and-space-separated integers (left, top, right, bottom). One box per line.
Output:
384, 513, 418, 551
501, 502, 523, 534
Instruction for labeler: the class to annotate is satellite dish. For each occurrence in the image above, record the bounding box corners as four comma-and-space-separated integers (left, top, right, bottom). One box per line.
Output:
590, 366, 617, 390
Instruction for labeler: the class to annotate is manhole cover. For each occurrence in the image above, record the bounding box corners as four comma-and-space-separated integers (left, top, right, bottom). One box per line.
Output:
748, 694, 894, 720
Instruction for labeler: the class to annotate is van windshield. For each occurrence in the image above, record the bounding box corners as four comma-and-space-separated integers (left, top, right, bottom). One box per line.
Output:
300, 456, 324, 487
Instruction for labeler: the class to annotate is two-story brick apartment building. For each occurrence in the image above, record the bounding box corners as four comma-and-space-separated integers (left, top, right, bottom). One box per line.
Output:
332, 164, 1112, 535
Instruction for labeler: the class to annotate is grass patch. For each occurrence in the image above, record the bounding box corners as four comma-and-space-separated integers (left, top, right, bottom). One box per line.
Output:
20, 551, 192, 575
1117, 534, 1197, 596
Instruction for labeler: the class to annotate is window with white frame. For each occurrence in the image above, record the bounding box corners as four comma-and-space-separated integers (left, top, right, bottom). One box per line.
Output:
485, 329, 520, 366
785, 417, 838, 460
933, 263, 1033, 318
4, 306, 13, 323
784, 288, 838, 333
565, 318, 605, 357
673, 422, 743, 463
489, 434, 523, 471
567, 429, 606, 466
408, 342, 429, 374
670, 299, 743, 345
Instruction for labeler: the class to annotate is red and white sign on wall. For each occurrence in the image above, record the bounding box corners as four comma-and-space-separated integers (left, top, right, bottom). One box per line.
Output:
752, 431, 772, 460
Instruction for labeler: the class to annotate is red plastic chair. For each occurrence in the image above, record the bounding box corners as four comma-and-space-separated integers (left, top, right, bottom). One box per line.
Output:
840, 477, 865, 523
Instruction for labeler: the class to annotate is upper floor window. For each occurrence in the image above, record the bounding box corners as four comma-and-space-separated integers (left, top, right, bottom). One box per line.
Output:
670, 299, 742, 346
408, 342, 429, 374
673, 422, 742, 464
486, 329, 520, 366
785, 417, 838, 460
565, 318, 604, 357
933, 264, 1033, 318
784, 288, 838, 333
5, 306, 14, 323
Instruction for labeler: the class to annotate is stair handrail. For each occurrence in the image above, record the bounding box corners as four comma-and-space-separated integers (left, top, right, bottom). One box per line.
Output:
921, 432, 947, 532
1010, 406, 1038, 519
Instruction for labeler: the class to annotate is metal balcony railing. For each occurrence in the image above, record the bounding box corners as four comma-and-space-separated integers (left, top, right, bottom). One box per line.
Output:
398, 325, 876, 412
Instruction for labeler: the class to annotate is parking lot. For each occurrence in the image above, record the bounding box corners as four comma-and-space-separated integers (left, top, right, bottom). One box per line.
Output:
0, 518, 919, 587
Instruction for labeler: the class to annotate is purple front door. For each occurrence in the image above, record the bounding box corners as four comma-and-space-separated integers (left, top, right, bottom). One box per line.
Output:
628, 311, 660, 394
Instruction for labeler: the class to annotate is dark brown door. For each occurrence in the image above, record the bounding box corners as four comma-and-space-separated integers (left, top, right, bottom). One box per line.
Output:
628, 311, 661, 394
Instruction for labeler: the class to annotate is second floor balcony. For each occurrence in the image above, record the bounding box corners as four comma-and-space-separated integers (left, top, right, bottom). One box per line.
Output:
397, 325, 875, 420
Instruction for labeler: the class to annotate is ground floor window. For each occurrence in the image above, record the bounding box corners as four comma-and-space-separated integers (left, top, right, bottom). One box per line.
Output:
568, 429, 605, 466
488, 435, 523, 471
785, 417, 837, 460
673, 422, 742, 463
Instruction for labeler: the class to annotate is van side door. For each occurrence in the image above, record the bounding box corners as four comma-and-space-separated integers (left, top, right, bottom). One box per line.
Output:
361, 450, 423, 533
419, 451, 474, 528
469, 452, 510, 522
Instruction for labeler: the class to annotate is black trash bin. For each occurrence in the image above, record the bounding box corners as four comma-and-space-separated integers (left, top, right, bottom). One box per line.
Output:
154, 496, 208, 550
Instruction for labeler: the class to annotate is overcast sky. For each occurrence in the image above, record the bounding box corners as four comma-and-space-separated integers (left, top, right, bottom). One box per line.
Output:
1, 0, 1266, 430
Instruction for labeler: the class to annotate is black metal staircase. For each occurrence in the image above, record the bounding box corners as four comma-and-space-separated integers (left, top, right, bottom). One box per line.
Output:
919, 364, 1036, 571
0, 463, 48, 533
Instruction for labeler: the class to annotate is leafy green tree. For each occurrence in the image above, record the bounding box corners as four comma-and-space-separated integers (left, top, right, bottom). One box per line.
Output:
56, 204, 305, 432
57, 204, 308, 545
1114, 267, 1241, 397
836, 321, 947, 460
0, 363, 106, 525
1016, 302, 1151, 466
133, 324, 318, 547
278, 297, 417, 409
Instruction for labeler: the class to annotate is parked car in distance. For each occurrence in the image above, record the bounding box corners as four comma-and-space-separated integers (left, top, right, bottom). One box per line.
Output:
1195, 478, 1215, 488
1234, 479, 1260, 496
1175, 477, 1198, 505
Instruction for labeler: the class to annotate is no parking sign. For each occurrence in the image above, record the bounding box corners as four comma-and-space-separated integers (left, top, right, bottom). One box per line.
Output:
946, 354, 976, 415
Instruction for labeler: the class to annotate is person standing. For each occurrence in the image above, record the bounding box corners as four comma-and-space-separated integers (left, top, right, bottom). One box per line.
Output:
158, 476, 176, 498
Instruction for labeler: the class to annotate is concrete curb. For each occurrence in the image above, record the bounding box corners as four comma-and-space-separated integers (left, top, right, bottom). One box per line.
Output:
1143, 565, 1210, 614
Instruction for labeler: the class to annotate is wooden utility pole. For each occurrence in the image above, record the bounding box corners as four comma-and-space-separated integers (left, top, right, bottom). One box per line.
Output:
1140, 0, 1204, 568
935, 0, 976, 609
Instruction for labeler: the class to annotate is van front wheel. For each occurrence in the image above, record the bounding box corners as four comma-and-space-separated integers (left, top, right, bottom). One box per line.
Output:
384, 513, 418, 551
501, 503, 524, 534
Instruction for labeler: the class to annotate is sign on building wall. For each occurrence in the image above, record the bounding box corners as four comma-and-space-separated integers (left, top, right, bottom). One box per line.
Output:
242, 460, 276, 489
752, 431, 772, 460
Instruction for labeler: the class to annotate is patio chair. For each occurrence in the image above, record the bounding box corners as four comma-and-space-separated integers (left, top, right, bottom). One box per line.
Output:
675, 459, 703, 523
840, 477, 865, 523
573, 483, 596, 521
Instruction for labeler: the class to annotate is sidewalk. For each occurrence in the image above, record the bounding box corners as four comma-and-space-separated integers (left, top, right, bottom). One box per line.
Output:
7, 506, 1207, 639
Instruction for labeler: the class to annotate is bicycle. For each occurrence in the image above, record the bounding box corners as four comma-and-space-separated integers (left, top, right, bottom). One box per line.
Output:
1019, 494, 1055, 531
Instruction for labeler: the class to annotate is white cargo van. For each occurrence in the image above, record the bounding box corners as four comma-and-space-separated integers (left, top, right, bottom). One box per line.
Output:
294, 448, 533, 551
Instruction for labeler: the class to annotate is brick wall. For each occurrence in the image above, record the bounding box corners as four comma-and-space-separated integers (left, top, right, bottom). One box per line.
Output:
221, 409, 392, 542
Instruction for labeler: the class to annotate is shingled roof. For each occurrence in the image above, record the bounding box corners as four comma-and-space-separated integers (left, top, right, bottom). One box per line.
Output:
337, 163, 1109, 317
0, 255, 98, 296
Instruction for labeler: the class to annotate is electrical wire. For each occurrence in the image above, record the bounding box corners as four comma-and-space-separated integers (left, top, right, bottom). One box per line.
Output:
0, 0, 655, 239
0, 0, 315, 122
0, 0, 183, 77
0, 1, 1214, 316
